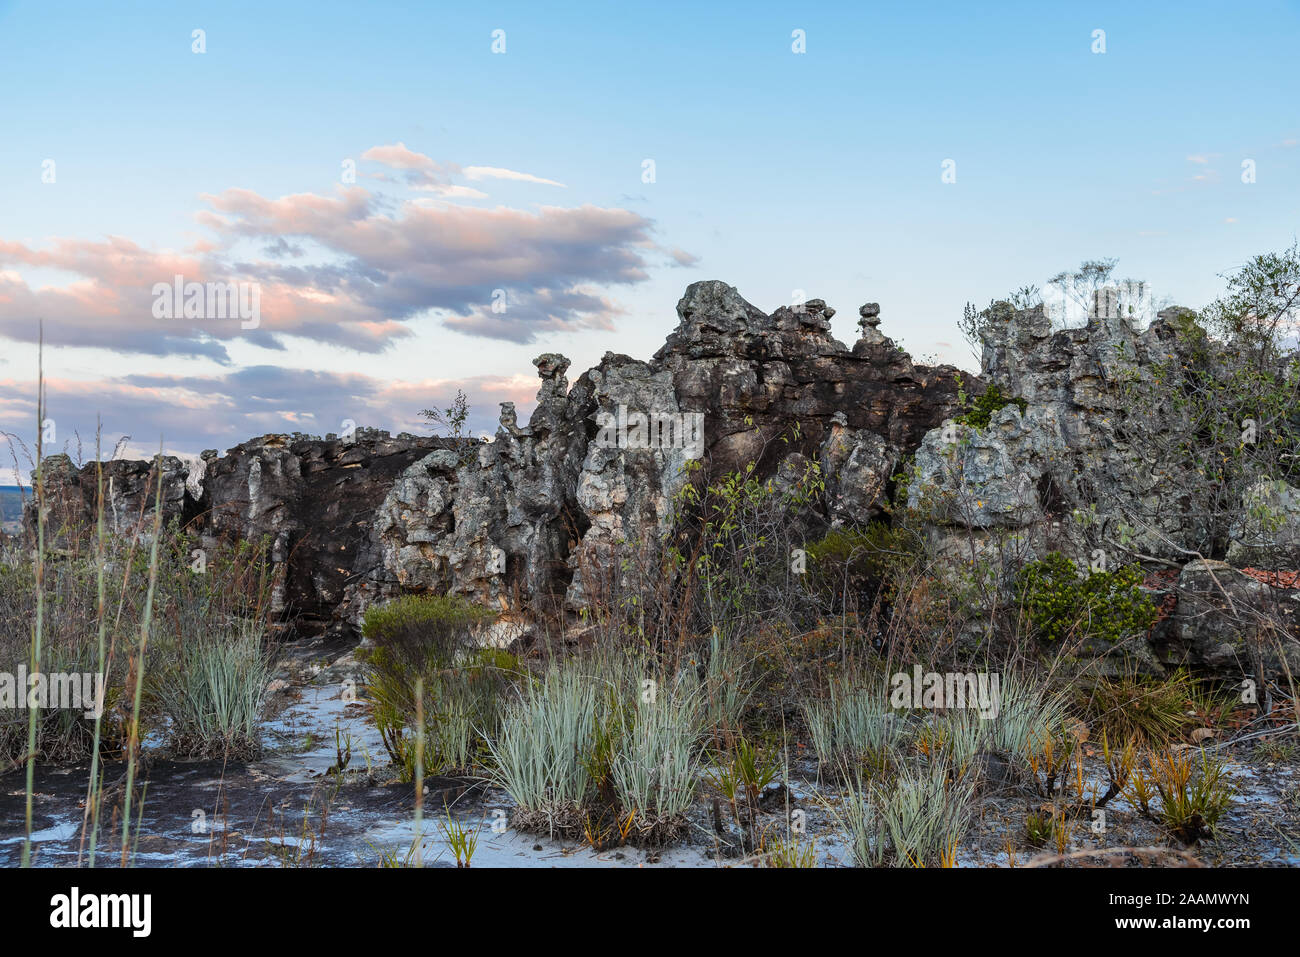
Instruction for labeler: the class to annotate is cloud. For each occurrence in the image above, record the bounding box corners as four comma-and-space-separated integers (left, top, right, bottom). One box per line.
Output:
463, 166, 566, 188
412, 184, 489, 199
201, 190, 653, 343
0, 366, 544, 475
441, 287, 623, 343
358, 142, 467, 193
0, 153, 682, 355
361, 142, 445, 172
0, 239, 239, 361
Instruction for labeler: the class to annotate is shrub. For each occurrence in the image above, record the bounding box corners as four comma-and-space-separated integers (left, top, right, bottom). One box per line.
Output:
360, 595, 506, 777
0, 525, 272, 765
361, 594, 493, 667
488, 653, 705, 845
487, 661, 597, 836
1015, 552, 1157, 643
834, 758, 975, 867
1140, 748, 1236, 843
958, 384, 1027, 430
805, 522, 918, 601
1076, 668, 1199, 746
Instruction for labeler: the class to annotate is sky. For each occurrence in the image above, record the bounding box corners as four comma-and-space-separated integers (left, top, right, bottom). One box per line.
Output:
1, 0, 1297, 482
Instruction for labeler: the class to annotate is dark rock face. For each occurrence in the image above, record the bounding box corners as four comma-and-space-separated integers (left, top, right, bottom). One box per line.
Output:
656, 283, 964, 484
197, 430, 449, 635
24, 431, 447, 637
1152, 560, 1300, 678
23, 453, 195, 544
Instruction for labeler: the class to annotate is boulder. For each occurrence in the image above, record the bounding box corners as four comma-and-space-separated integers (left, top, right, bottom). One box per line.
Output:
1152, 559, 1300, 678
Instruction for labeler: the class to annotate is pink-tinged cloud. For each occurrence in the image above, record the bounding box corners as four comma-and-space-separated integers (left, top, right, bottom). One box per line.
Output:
361, 142, 447, 172
0, 153, 680, 356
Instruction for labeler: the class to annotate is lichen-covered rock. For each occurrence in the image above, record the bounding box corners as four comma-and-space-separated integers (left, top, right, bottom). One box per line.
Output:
351, 352, 593, 632
909, 405, 1048, 530
566, 353, 690, 609
820, 416, 894, 526
908, 304, 1213, 562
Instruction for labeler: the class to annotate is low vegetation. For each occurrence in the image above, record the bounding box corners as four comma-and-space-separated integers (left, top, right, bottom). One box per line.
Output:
1015, 552, 1158, 644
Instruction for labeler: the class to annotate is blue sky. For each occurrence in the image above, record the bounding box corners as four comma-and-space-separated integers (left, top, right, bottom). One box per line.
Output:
1, 0, 1297, 480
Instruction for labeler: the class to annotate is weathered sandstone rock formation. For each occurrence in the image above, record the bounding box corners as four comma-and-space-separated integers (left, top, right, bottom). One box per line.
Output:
21, 282, 1300, 677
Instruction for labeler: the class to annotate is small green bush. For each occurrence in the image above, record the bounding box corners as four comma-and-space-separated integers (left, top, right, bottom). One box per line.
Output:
361, 594, 494, 664
1015, 552, 1157, 644
959, 384, 1028, 429
806, 522, 913, 585
804, 522, 921, 611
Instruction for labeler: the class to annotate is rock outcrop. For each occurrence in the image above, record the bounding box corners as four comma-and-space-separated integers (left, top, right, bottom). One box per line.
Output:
1153, 559, 1300, 676
25, 430, 448, 637
22, 281, 967, 639
22, 280, 1296, 678
905, 302, 1300, 676
358, 281, 968, 630
908, 305, 1212, 563
198, 429, 455, 634
28, 453, 195, 544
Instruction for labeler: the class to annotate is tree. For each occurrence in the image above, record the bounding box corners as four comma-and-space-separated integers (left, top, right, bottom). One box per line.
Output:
419, 389, 471, 441
1048, 258, 1119, 319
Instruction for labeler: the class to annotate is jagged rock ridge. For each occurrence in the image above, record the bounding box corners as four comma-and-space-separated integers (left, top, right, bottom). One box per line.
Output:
24, 281, 967, 638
